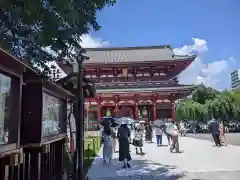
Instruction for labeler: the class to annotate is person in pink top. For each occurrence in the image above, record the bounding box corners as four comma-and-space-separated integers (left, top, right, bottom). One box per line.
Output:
219, 121, 227, 146
170, 123, 180, 153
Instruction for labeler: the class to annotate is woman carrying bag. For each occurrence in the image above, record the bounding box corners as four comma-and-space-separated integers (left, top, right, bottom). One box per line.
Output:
132, 124, 145, 155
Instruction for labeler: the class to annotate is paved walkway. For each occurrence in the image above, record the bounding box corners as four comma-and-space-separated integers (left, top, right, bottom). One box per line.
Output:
87, 136, 240, 179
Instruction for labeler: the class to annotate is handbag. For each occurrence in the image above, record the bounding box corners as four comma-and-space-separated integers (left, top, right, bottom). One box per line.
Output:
132, 138, 138, 146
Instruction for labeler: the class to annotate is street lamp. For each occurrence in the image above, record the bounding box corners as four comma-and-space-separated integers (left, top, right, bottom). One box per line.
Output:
72, 53, 88, 180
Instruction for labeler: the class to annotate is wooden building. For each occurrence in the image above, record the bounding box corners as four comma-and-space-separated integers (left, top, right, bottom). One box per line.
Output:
58, 45, 197, 126
0, 49, 95, 179
0, 48, 26, 180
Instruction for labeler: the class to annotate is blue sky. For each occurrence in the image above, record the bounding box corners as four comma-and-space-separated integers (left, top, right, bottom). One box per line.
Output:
83, 0, 240, 90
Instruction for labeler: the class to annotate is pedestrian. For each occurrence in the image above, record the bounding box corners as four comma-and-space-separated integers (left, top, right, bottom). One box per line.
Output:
219, 121, 227, 146
145, 122, 153, 142
154, 119, 164, 146
179, 121, 185, 136
132, 124, 145, 155
165, 119, 174, 146
170, 123, 180, 153
117, 124, 132, 168
192, 122, 197, 135
127, 124, 133, 143
101, 119, 113, 166
112, 127, 118, 152
208, 119, 221, 147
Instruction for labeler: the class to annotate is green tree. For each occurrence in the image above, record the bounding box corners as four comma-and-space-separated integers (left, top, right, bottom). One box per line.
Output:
0, 0, 116, 73
209, 91, 234, 121
175, 100, 206, 122
192, 85, 219, 104
176, 88, 240, 124
230, 91, 240, 121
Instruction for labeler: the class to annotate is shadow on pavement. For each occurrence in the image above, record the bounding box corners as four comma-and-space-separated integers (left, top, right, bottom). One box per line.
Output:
186, 133, 240, 146
87, 158, 186, 179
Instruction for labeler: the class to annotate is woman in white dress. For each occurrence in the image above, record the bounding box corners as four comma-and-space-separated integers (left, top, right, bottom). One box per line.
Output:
179, 122, 185, 136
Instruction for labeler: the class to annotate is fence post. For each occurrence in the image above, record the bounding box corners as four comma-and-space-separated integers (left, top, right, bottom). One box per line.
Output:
93, 139, 96, 156
97, 137, 99, 150
87, 144, 90, 161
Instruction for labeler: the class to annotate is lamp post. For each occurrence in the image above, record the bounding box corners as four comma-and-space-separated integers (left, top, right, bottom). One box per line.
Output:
73, 54, 87, 180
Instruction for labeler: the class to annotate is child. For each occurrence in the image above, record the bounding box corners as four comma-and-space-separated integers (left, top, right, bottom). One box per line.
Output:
170, 124, 180, 153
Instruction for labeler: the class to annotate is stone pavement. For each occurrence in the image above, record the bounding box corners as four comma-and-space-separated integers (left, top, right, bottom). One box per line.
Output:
87, 135, 240, 179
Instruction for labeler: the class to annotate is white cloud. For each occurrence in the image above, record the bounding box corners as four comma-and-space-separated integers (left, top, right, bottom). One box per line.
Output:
174, 38, 208, 55
80, 34, 109, 48
174, 38, 236, 90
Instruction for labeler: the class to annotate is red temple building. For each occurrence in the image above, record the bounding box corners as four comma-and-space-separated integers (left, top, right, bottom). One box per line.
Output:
58, 45, 196, 128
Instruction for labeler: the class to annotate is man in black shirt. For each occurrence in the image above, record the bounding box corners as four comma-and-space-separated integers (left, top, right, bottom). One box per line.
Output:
208, 119, 221, 147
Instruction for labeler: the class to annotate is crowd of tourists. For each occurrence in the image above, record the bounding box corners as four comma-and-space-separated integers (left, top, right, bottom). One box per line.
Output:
100, 118, 181, 169
100, 117, 229, 169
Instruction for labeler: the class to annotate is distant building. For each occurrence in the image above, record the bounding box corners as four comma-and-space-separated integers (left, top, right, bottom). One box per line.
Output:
231, 69, 240, 90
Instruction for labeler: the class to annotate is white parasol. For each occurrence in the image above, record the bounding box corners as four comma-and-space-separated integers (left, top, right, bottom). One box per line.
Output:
115, 117, 136, 125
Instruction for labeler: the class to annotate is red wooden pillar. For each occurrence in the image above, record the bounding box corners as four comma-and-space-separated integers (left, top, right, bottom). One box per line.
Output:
97, 103, 102, 120
135, 102, 139, 120
97, 96, 102, 120
171, 101, 174, 121
115, 103, 119, 116
153, 102, 157, 120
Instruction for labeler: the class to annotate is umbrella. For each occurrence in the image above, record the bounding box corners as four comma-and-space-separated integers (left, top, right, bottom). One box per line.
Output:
100, 116, 119, 127
115, 117, 136, 125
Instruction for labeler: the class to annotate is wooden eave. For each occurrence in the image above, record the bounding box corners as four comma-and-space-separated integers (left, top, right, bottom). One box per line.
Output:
57, 72, 96, 98
0, 48, 43, 76
56, 45, 197, 75
96, 84, 195, 94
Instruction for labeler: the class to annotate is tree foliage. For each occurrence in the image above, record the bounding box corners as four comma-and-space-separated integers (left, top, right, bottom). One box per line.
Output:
175, 85, 240, 123
191, 85, 219, 104
0, 0, 116, 73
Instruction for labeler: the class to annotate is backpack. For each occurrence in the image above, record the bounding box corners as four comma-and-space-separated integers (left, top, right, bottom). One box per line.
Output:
103, 119, 112, 135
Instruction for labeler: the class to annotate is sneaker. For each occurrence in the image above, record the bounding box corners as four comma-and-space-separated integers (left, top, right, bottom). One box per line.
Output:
123, 164, 127, 169
127, 163, 131, 168
108, 160, 111, 167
